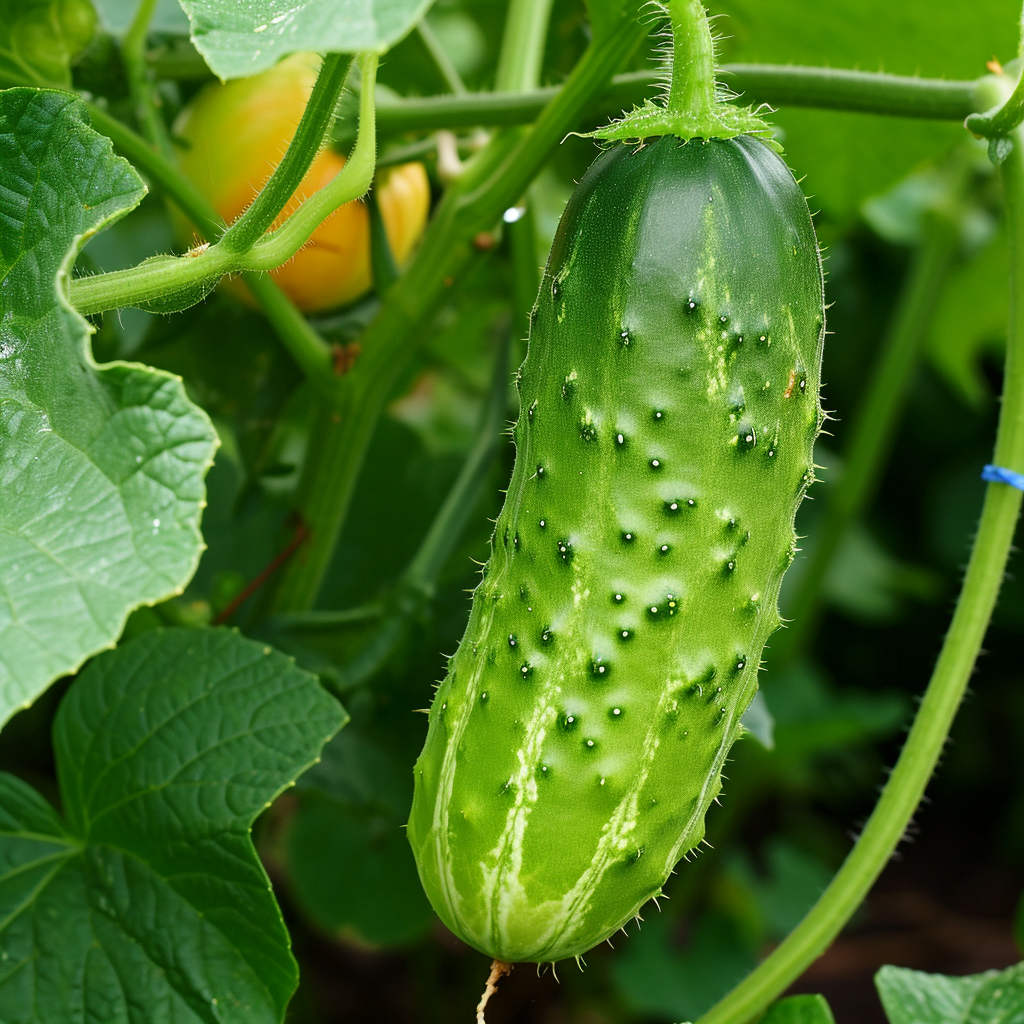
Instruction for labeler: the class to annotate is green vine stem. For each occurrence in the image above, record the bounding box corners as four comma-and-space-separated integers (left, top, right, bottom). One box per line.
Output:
268, 0, 638, 612
373, 66, 980, 137
121, 0, 171, 156
218, 53, 353, 254
584, 0, 773, 143
494, 0, 554, 95
696, 73, 1024, 1024
775, 195, 963, 662
327, 330, 512, 692
965, 10, 1024, 140
77, 103, 339, 389
69, 55, 377, 316
415, 19, 467, 95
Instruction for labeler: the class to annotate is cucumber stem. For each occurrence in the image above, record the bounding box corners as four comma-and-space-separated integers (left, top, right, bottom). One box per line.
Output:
666, 0, 717, 125
584, 0, 776, 144
697, 73, 1024, 1024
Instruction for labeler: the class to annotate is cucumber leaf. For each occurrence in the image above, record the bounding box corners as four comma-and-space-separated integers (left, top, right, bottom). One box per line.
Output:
0, 89, 218, 727
178, 0, 437, 80
0, 627, 346, 1024
875, 962, 1024, 1024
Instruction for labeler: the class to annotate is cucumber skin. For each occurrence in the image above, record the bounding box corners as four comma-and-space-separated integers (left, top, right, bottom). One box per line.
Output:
408, 135, 824, 964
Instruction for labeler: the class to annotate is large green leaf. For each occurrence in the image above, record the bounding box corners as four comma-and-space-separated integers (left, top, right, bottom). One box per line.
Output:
178, 0, 437, 80
0, 89, 217, 725
0, 627, 346, 1024
876, 962, 1024, 1024
714, 0, 1019, 221
0, 0, 96, 88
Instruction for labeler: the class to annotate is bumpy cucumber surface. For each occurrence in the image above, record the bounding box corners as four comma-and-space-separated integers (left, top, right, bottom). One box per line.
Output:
408, 134, 824, 964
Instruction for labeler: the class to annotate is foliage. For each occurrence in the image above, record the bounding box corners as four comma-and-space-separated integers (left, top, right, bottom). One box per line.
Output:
1, 0, 1023, 1022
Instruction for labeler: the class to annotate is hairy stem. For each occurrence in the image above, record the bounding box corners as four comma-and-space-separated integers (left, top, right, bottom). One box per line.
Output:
219, 53, 354, 254
68, 55, 377, 315
667, 0, 717, 119
697, 76, 1024, 1024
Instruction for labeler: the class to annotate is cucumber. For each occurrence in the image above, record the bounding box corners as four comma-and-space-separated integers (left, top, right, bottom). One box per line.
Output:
408, 132, 824, 964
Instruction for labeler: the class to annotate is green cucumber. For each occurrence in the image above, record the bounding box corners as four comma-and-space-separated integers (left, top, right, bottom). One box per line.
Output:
409, 3, 824, 967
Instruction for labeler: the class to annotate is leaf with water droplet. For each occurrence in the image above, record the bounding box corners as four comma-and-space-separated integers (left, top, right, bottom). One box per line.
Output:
0, 91, 217, 727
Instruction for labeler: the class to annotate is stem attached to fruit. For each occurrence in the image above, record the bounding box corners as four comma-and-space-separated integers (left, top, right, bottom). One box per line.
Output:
697, 74, 1024, 1024
68, 54, 378, 316
219, 52, 354, 255
666, 0, 717, 122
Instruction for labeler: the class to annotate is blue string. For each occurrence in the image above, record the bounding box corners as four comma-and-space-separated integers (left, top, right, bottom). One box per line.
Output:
981, 464, 1024, 492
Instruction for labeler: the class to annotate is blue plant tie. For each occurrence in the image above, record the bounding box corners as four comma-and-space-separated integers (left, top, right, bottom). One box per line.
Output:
981, 464, 1024, 492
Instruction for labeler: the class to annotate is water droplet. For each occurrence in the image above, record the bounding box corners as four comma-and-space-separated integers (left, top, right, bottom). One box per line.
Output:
621, 530, 635, 544
528, 400, 537, 422
609, 707, 623, 720
556, 539, 573, 563
619, 328, 633, 348
719, 313, 729, 325
725, 559, 736, 573
520, 661, 533, 678
618, 628, 632, 641
561, 713, 578, 731
538, 764, 551, 776
649, 458, 662, 470
540, 627, 553, 644
508, 633, 517, 648
734, 656, 747, 672
584, 738, 597, 749
612, 592, 625, 604
685, 296, 699, 313
536, 464, 546, 480
665, 500, 680, 514
590, 657, 610, 678
658, 544, 671, 556
480, 691, 489, 703
539, 519, 547, 529
615, 432, 626, 447
653, 409, 664, 422
514, 532, 521, 550
551, 279, 561, 299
